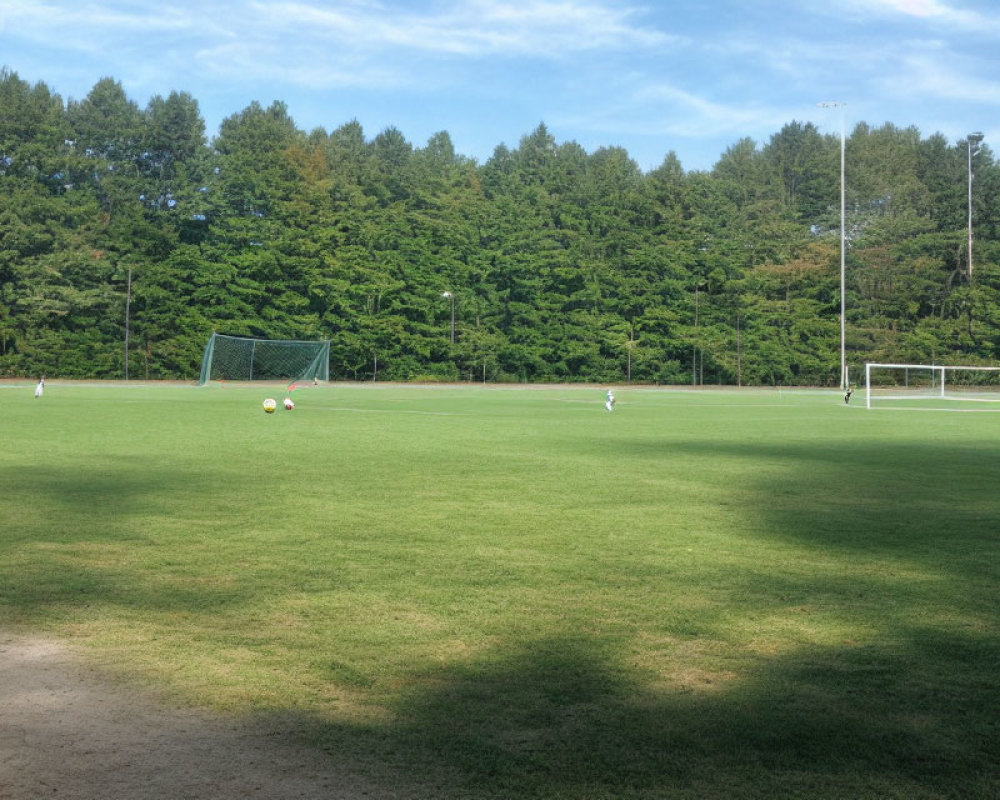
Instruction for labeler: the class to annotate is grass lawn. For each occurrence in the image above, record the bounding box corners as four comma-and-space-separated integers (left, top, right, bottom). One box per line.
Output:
2, 381, 999, 798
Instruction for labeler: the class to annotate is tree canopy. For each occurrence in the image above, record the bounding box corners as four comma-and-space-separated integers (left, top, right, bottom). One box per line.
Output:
1, 69, 997, 384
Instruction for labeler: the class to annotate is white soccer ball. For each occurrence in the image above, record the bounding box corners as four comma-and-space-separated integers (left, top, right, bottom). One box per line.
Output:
263, 398, 277, 414
283, 397, 294, 410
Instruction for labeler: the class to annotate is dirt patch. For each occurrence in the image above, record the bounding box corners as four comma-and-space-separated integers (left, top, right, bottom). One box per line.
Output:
0, 631, 392, 799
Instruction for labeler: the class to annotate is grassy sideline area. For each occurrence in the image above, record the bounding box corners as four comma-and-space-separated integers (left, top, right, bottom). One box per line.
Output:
2, 381, 999, 798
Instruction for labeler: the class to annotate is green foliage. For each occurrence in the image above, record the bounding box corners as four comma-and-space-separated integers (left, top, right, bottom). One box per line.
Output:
2, 71, 999, 382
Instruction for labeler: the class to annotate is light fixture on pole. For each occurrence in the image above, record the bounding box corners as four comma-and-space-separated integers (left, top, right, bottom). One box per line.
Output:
441, 291, 455, 343
967, 132, 984, 282
818, 101, 847, 390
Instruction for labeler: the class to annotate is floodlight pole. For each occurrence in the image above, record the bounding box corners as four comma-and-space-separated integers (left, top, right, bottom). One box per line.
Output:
819, 101, 847, 390
693, 283, 700, 386
736, 314, 742, 388
968, 132, 984, 282
124, 265, 131, 381
442, 291, 455, 344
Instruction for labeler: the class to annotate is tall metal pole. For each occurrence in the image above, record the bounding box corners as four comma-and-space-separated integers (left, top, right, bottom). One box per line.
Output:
124, 266, 131, 381
693, 285, 699, 386
968, 132, 984, 281
819, 101, 847, 389
442, 291, 455, 343
839, 111, 846, 390
969, 140, 974, 280
736, 314, 742, 388
627, 322, 633, 385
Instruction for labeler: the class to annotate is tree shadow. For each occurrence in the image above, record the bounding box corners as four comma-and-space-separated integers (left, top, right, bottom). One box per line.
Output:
296, 626, 1000, 798
0, 459, 248, 618
656, 438, 1000, 570
299, 436, 1000, 797
4, 440, 1000, 797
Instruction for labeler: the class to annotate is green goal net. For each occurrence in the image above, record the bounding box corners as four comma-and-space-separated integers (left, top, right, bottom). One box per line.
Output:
198, 333, 330, 384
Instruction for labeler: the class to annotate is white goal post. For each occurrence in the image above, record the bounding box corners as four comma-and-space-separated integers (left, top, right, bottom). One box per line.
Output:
865, 362, 1000, 409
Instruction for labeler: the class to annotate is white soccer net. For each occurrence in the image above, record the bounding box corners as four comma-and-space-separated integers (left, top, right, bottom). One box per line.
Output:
865, 363, 1000, 409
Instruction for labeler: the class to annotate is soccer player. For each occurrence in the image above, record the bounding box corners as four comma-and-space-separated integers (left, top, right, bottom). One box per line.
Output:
844, 384, 854, 405
605, 389, 615, 412
34, 376, 44, 399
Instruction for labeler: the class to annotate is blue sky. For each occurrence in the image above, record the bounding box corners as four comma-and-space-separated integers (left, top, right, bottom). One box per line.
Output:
1, 0, 998, 171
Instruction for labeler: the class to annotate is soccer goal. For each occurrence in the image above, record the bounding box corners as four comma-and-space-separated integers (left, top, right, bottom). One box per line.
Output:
198, 333, 330, 384
865, 362, 1000, 409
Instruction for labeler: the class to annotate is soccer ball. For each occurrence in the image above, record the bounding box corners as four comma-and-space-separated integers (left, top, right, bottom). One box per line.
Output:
263, 398, 277, 414
283, 397, 294, 410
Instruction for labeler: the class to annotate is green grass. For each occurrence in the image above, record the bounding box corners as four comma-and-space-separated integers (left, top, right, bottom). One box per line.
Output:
3, 381, 1000, 798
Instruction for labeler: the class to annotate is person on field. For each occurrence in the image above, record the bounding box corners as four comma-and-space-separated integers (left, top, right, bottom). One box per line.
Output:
34, 376, 45, 399
844, 384, 854, 405
605, 389, 615, 412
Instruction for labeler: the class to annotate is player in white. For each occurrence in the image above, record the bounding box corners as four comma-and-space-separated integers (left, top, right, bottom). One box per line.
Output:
605, 389, 615, 412
34, 376, 45, 398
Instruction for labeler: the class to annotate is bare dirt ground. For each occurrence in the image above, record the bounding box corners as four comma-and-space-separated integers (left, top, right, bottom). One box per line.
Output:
0, 631, 388, 800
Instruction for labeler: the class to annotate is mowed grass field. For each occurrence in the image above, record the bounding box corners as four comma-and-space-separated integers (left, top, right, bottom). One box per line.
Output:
3, 381, 1000, 799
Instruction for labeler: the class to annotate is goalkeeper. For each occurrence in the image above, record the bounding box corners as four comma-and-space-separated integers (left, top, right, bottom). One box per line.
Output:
844, 384, 855, 405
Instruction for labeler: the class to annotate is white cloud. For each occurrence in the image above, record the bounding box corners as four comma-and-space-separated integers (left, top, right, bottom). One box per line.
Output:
874, 0, 958, 16
195, 40, 404, 90
838, 0, 997, 30
246, 0, 676, 58
636, 84, 788, 138
558, 79, 785, 149
880, 48, 1000, 105
180, 0, 684, 95
0, 0, 203, 36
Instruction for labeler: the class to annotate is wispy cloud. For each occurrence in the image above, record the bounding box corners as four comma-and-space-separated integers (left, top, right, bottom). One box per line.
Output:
0, 0, 206, 39
2, 0, 675, 93
839, 0, 997, 30
190, 0, 680, 92
247, 0, 676, 59
2, 0, 997, 169
195, 40, 404, 90
880, 46, 1000, 105
627, 82, 792, 139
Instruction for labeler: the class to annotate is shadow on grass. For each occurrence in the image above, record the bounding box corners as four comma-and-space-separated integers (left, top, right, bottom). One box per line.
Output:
311, 437, 999, 797
659, 438, 1000, 564
298, 627, 1000, 799
4, 440, 1000, 798
285, 438, 1000, 798
0, 458, 249, 618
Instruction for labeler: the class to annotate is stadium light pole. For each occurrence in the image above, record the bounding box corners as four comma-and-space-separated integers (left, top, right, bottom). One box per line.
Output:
818, 101, 847, 390
968, 132, 984, 282
692, 279, 706, 386
442, 291, 455, 343
124, 266, 132, 381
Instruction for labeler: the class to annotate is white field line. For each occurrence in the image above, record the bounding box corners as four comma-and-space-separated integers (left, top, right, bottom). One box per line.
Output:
867, 405, 1000, 413
305, 405, 472, 417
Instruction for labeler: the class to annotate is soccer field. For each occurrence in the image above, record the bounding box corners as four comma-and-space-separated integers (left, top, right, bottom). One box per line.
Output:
3, 382, 999, 798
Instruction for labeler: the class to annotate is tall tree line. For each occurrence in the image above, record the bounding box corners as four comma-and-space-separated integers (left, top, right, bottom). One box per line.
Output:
1, 69, 997, 384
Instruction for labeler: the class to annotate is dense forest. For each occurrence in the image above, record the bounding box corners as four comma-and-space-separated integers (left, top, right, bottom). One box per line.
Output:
2, 68, 998, 385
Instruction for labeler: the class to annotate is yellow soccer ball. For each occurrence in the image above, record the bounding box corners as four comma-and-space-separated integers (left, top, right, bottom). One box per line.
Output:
262, 398, 277, 414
